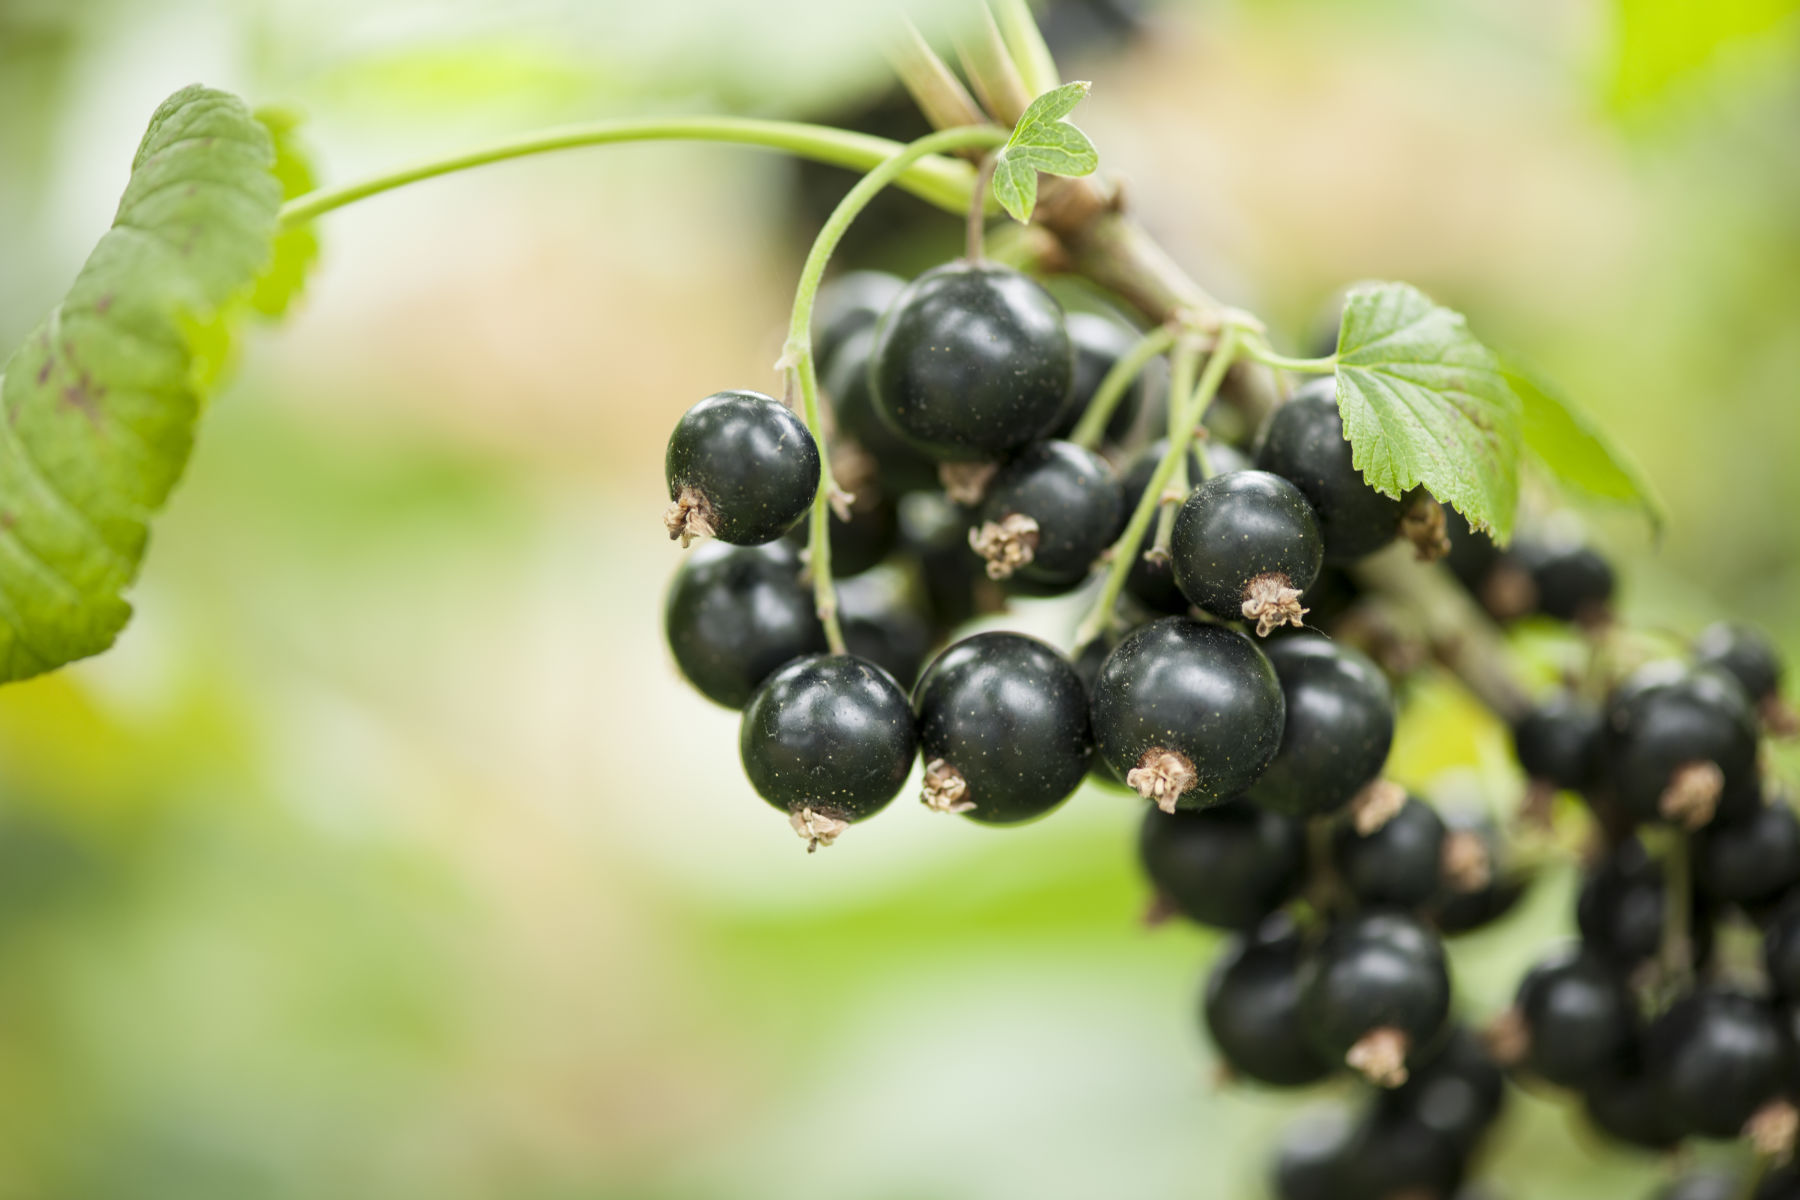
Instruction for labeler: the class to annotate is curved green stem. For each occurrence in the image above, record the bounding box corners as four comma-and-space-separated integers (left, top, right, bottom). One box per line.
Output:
1076, 325, 1241, 648
1149, 339, 1201, 559
279, 116, 983, 227
1240, 338, 1336, 375
781, 123, 1010, 654
1068, 322, 1178, 450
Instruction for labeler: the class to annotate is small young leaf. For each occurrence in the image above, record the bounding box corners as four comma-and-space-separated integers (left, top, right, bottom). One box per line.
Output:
250, 106, 320, 318
0, 85, 283, 684
990, 80, 1099, 223
1333, 282, 1522, 542
1504, 358, 1666, 531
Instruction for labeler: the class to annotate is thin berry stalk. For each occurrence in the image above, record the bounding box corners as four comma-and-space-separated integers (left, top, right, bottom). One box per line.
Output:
1067, 322, 1178, 450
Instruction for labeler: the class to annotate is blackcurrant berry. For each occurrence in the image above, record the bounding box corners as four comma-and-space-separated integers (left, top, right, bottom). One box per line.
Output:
836, 569, 933, 690
1764, 897, 1800, 1002
1204, 921, 1334, 1086
1119, 440, 1249, 616
664, 540, 826, 708
665, 390, 819, 547
1344, 1108, 1468, 1200
1645, 989, 1789, 1139
1505, 945, 1635, 1089
823, 325, 938, 496
1513, 692, 1605, 792
1050, 311, 1150, 443
870, 262, 1073, 461
1247, 634, 1395, 818
1139, 801, 1306, 929
1333, 793, 1446, 908
1382, 1024, 1507, 1155
812, 269, 905, 378
912, 632, 1093, 824
1577, 837, 1693, 970
1298, 909, 1452, 1086
1695, 622, 1784, 707
970, 440, 1121, 590
1583, 1056, 1686, 1152
896, 491, 987, 633
1090, 617, 1286, 810
1170, 469, 1324, 636
1427, 807, 1519, 936
1255, 379, 1403, 563
1694, 796, 1800, 910
1607, 663, 1759, 829
1511, 533, 1615, 625
739, 654, 918, 850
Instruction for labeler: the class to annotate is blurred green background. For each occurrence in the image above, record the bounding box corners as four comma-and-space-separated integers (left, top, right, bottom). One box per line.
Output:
1, 0, 1797, 1196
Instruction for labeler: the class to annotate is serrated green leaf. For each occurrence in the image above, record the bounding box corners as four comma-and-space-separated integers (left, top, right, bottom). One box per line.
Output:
1503, 358, 1667, 532
1333, 282, 1522, 542
991, 80, 1098, 223
0, 85, 282, 684
250, 106, 319, 318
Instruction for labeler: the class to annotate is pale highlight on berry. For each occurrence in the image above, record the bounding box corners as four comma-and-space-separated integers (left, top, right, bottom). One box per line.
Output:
1240, 572, 1308, 637
1127, 747, 1197, 813
663, 485, 717, 548
1660, 760, 1724, 830
1441, 829, 1494, 892
1400, 494, 1452, 562
969, 512, 1041, 580
1350, 779, 1408, 835
1346, 1026, 1411, 1088
1482, 1006, 1530, 1067
789, 807, 850, 853
1746, 1098, 1800, 1163
938, 460, 999, 506
920, 758, 976, 814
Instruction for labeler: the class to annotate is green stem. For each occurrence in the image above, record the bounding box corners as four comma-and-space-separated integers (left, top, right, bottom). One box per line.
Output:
1149, 339, 1201, 558
781, 124, 1011, 654
279, 116, 982, 227
1239, 338, 1336, 375
1068, 323, 1178, 450
1653, 827, 1694, 995
1075, 325, 1241, 648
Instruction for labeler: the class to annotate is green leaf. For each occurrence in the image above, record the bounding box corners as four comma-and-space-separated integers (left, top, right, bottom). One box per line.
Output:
1503, 358, 1667, 531
0, 85, 283, 684
1333, 282, 1523, 542
991, 80, 1099, 224
249, 105, 320, 318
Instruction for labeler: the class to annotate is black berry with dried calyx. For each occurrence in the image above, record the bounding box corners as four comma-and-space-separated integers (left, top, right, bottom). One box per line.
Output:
1606, 662, 1760, 829
1496, 944, 1635, 1089
1693, 793, 1800, 911
664, 540, 826, 709
1645, 988, 1790, 1140
739, 654, 917, 851
1090, 617, 1286, 811
1428, 807, 1525, 936
1248, 634, 1395, 819
911, 632, 1093, 825
1254, 378, 1403, 563
1119, 439, 1249, 616
664, 390, 819, 547
1332, 791, 1447, 908
1170, 469, 1324, 636
1297, 909, 1452, 1087
1139, 800, 1306, 929
969, 440, 1121, 591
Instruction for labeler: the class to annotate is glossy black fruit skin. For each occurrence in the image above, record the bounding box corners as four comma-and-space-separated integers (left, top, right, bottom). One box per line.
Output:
836, 569, 933, 690
1248, 635, 1395, 818
1694, 799, 1800, 909
896, 491, 984, 633
666, 390, 819, 545
1607, 664, 1760, 825
1255, 380, 1402, 563
1298, 910, 1452, 1070
1513, 693, 1605, 790
1512, 535, 1615, 623
1051, 312, 1149, 443
824, 325, 938, 496
976, 440, 1122, 590
870, 262, 1073, 462
1345, 1109, 1468, 1200
1695, 622, 1784, 704
739, 655, 917, 825
1584, 1058, 1686, 1151
1578, 837, 1681, 969
1090, 618, 1287, 809
1764, 898, 1800, 1001
1333, 795, 1446, 908
1426, 807, 1521, 936
1382, 1024, 1506, 1154
1646, 990, 1789, 1139
1140, 801, 1306, 929
1170, 469, 1324, 625
812, 269, 906, 378
1514, 946, 1635, 1088
912, 632, 1093, 824
1121, 441, 1249, 616
1204, 923, 1334, 1086
664, 540, 825, 708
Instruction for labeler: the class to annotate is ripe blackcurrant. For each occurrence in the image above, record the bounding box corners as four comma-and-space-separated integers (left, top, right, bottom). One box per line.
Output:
870, 262, 1073, 461
664, 540, 825, 708
1511, 533, 1615, 625
1696, 621, 1793, 732
1504, 945, 1635, 1089
1381, 1024, 1507, 1154
912, 632, 1093, 824
1512, 692, 1605, 792
836, 569, 933, 690
812, 269, 905, 378
1607, 663, 1759, 828
1694, 796, 1800, 910
1090, 617, 1286, 810
1247, 634, 1395, 818
1427, 807, 1520, 935
1645, 989, 1789, 1139
1332, 793, 1447, 908
970, 440, 1121, 590
1298, 909, 1452, 1086
823, 325, 937, 496
1577, 836, 1693, 970
1120, 440, 1249, 616
1170, 469, 1324, 636
1051, 312, 1150, 443
1203, 921, 1334, 1086
1139, 800, 1306, 929
1583, 1056, 1686, 1151
739, 654, 918, 850
665, 390, 819, 547
1255, 379, 1403, 563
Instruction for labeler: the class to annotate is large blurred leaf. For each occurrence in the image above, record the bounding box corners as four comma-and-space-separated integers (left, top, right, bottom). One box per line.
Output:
1504, 359, 1666, 532
249, 106, 319, 318
1610, 0, 1800, 111
0, 85, 282, 683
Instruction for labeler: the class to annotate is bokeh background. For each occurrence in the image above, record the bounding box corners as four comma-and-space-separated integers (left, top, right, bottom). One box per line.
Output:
1, 0, 1798, 1196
